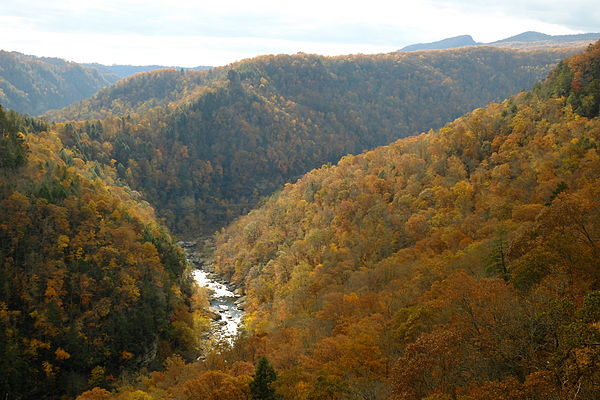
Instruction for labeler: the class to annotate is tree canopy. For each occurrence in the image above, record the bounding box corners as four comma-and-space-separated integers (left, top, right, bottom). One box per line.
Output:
50, 47, 576, 234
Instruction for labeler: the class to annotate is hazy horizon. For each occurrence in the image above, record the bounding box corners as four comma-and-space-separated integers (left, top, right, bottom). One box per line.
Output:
1, 0, 598, 67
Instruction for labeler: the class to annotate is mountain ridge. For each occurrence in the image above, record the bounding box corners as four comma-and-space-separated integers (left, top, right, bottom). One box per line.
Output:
0, 50, 212, 115
400, 35, 479, 51
0, 50, 119, 115
400, 30, 600, 51
47, 46, 576, 235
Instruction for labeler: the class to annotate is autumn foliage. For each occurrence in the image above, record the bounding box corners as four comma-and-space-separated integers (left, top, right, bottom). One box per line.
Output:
48, 47, 574, 234
0, 50, 119, 115
4, 40, 600, 400
0, 107, 198, 399
205, 42, 600, 399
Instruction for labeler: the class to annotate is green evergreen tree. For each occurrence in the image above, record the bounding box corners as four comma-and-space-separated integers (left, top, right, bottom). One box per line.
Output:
486, 237, 509, 282
250, 357, 277, 400
0, 105, 28, 169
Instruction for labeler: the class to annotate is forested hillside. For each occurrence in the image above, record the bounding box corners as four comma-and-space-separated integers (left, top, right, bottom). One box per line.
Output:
45, 68, 220, 121
0, 106, 203, 399
104, 41, 600, 400
0, 51, 120, 115
50, 47, 577, 234
5, 42, 598, 400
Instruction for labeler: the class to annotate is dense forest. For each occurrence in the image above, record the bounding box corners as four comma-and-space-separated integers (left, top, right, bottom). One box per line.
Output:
49, 46, 578, 234
2, 39, 599, 400
95, 41, 600, 399
0, 51, 121, 115
0, 106, 205, 399
45, 68, 219, 121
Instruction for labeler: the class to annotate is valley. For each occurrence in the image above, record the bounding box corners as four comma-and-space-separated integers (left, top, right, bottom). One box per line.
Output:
46, 46, 578, 236
1, 29, 600, 400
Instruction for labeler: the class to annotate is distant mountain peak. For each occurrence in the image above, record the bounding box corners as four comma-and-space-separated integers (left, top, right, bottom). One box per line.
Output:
491, 31, 600, 45
399, 31, 600, 52
400, 35, 477, 52
493, 31, 552, 43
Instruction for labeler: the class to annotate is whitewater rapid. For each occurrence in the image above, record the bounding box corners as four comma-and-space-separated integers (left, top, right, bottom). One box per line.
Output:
192, 268, 243, 342
179, 241, 245, 344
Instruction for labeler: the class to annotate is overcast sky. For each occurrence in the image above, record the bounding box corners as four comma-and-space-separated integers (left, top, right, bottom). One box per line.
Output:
1, 0, 598, 67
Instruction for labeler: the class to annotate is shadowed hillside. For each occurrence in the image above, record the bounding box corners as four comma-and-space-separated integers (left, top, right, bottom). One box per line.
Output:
50, 46, 575, 234
0, 51, 120, 115
0, 106, 201, 399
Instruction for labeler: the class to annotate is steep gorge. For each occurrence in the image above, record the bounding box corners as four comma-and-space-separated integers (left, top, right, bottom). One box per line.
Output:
50, 46, 577, 235
3, 42, 600, 399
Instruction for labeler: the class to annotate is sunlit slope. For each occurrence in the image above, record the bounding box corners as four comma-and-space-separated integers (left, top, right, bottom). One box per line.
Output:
210, 41, 600, 399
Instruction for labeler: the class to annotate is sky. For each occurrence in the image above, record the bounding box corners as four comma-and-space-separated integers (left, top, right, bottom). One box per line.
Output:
0, 0, 598, 67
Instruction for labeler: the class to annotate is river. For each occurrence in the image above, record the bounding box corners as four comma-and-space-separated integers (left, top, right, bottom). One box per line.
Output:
179, 241, 245, 344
